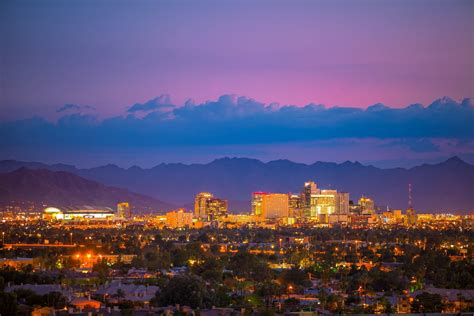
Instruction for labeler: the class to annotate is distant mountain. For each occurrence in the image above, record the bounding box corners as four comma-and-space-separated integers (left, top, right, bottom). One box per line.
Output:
0, 157, 472, 213
0, 168, 173, 212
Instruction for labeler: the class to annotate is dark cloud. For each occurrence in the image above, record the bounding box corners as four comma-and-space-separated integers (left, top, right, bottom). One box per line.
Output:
56, 104, 95, 113
380, 139, 440, 153
127, 94, 174, 113
2, 95, 473, 150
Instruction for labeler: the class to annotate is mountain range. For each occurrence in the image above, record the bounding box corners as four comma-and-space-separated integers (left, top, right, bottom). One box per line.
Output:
0, 157, 473, 213
0, 167, 172, 211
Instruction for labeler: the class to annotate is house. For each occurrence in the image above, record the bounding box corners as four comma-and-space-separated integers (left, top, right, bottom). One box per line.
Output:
95, 280, 159, 304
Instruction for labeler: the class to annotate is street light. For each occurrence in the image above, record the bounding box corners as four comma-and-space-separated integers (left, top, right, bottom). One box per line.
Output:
2, 232, 4, 244
70, 232, 73, 245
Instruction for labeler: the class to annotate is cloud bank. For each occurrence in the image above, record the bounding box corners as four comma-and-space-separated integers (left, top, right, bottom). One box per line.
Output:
1, 95, 472, 148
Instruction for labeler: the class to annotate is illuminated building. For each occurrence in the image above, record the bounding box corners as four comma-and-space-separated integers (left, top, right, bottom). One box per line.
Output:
0, 258, 40, 270
406, 208, 417, 225
194, 192, 212, 219
194, 192, 228, 221
288, 194, 302, 218
43, 206, 115, 221
165, 209, 194, 228
257, 193, 289, 219
312, 190, 337, 223
329, 213, 349, 225
206, 198, 228, 220
117, 202, 131, 219
252, 192, 267, 217
359, 196, 375, 215
393, 209, 402, 219
70, 252, 136, 268
221, 214, 255, 227
302, 181, 319, 217
336, 192, 350, 214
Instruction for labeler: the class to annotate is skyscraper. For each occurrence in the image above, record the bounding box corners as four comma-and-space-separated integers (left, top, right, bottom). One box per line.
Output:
252, 192, 267, 217
263, 193, 289, 219
302, 181, 319, 218
288, 193, 301, 218
194, 192, 228, 221
194, 192, 213, 219
252, 192, 289, 220
313, 190, 337, 223
302, 181, 318, 207
206, 197, 228, 221
336, 192, 350, 214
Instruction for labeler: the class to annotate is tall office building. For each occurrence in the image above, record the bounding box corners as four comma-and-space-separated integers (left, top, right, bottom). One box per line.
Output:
252, 192, 289, 219
313, 190, 337, 223
302, 181, 318, 207
336, 192, 350, 214
194, 192, 228, 221
252, 192, 267, 217
194, 192, 213, 219
117, 202, 131, 219
288, 194, 301, 218
206, 197, 228, 220
302, 181, 320, 218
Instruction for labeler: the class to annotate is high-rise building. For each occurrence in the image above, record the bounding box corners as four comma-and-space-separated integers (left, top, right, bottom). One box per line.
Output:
194, 192, 228, 221
302, 181, 320, 218
336, 192, 350, 214
302, 181, 318, 207
206, 197, 228, 221
313, 190, 337, 223
288, 194, 301, 218
117, 202, 131, 219
263, 193, 289, 219
252, 192, 267, 217
194, 192, 212, 219
359, 196, 375, 215
252, 192, 289, 219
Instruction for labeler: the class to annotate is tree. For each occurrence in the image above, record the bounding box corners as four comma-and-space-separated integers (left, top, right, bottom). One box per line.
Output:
411, 292, 444, 313
158, 275, 208, 308
256, 281, 280, 309
113, 288, 126, 302
44, 291, 67, 309
0, 291, 18, 315
192, 257, 223, 283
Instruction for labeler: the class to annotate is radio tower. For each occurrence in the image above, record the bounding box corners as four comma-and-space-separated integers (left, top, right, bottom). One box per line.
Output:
408, 183, 413, 210
406, 183, 416, 225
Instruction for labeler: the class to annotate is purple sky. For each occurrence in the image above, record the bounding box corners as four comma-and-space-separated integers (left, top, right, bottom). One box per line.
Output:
1, 0, 473, 116
0, 0, 473, 167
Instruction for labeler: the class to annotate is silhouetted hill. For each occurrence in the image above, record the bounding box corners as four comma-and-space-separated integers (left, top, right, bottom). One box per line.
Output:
0, 157, 472, 213
0, 168, 173, 212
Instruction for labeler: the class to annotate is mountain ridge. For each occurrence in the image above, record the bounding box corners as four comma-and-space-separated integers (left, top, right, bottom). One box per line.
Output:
0, 167, 173, 212
0, 157, 472, 213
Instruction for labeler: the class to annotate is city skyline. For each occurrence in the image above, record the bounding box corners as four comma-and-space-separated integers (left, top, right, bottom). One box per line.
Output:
1, 1, 473, 315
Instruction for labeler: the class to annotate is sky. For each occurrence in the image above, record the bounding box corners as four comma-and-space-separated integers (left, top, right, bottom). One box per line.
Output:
0, 0, 473, 168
